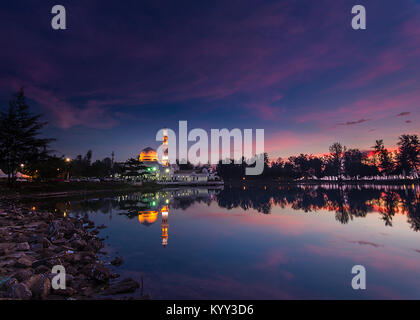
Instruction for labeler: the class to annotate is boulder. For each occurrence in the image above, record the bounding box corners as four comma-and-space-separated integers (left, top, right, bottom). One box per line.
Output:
102, 278, 139, 295
14, 268, 33, 282
111, 256, 123, 266
90, 263, 110, 283
24, 274, 51, 300
9, 283, 32, 300
34, 265, 50, 274
16, 242, 30, 251
71, 239, 87, 250
15, 256, 33, 268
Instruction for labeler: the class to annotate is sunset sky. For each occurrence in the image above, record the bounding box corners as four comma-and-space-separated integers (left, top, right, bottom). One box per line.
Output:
1, 0, 419, 161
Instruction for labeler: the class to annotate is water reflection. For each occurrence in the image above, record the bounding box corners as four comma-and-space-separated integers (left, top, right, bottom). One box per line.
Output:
37, 184, 420, 243
218, 184, 420, 231
33, 185, 420, 247
27, 184, 420, 299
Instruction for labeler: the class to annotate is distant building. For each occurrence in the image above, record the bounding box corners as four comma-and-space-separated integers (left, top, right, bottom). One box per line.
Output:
123, 129, 221, 184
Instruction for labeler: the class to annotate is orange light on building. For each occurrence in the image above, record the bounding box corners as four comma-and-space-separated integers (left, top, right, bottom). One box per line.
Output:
139, 147, 158, 162
138, 210, 159, 225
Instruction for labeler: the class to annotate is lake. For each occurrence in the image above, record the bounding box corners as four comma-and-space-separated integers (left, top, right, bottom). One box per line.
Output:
28, 184, 420, 299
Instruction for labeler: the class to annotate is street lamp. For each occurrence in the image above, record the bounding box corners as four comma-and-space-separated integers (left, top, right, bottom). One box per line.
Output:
65, 157, 71, 180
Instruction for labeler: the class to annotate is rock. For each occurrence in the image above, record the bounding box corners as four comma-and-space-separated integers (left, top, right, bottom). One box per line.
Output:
34, 265, 50, 274
54, 287, 76, 297
15, 256, 33, 268
111, 256, 123, 266
9, 283, 32, 300
90, 239, 103, 251
47, 221, 60, 239
71, 239, 87, 250
90, 263, 110, 283
14, 269, 33, 282
102, 278, 139, 295
97, 224, 106, 229
30, 243, 43, 252
42, 237, 52, 249
0, 259, 16, 268
24, 274, 51, 300
3, 277, 18, 290
16, 242, 30, 251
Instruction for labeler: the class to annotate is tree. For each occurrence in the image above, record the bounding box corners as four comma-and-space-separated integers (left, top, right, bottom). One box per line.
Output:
396, 134, 420, 175
372, 140, 394, 175
123, 158, 149, 181
0, 89, 54, 184
26, 155, 66, 181
343, 149, 364, 178
329, 142, 345, 178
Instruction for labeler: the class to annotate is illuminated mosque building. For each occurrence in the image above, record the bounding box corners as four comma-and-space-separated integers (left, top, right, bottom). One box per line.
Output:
135, 129, 177, 182
131, 127, 220, 184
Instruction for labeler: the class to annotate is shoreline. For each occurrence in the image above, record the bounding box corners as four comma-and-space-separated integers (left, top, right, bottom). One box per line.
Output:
225, 179, 420, 187
1, 179, 418, 200
0, 198, 144, 300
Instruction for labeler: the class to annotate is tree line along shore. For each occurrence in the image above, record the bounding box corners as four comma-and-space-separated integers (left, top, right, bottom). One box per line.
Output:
1, 89, 419, 187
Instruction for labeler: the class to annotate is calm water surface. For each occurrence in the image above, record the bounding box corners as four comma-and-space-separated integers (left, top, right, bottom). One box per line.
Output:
31, 184, 420, 299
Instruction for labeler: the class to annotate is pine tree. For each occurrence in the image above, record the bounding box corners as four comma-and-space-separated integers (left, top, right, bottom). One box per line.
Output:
0, 89, 54, 184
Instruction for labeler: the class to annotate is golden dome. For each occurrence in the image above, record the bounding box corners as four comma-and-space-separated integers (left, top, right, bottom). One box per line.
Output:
138, 210, 159, 226
139, 147, 158, 162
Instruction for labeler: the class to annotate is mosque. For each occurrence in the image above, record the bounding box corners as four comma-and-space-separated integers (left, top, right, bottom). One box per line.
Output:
126, 128, 222, 184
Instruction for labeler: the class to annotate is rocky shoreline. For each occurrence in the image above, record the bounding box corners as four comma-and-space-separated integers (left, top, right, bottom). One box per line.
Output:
0, 198, 141, 300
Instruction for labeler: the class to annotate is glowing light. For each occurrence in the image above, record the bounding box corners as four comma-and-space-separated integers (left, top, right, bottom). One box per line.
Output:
138, 211, 159, 224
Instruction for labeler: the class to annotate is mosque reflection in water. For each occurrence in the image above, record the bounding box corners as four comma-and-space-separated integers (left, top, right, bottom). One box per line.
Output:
45, 183, 420, 245
116, 188, 220, 247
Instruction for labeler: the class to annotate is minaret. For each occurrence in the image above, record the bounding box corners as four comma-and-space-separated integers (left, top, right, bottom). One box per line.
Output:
162, 128, 169, 166
161, 205, 169, 247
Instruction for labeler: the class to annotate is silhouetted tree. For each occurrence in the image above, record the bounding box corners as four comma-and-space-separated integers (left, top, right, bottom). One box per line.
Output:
0, 89, 54, 184
396, 134, 420, 175
329, 142, 345, 178
373, 140, 394, 175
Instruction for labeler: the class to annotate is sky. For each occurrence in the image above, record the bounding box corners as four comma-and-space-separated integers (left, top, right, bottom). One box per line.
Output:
0, 0, 419, 162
